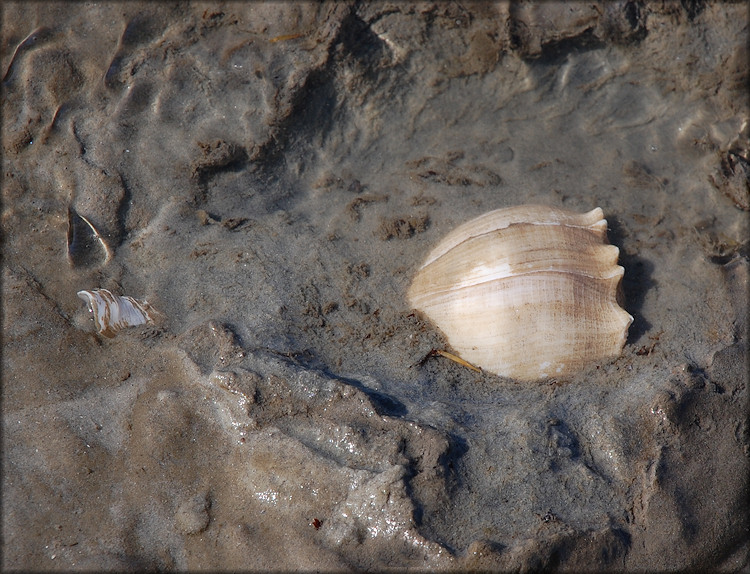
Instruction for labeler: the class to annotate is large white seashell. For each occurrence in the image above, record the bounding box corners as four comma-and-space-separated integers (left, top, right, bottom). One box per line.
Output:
77, 288, 156, 338
407, 205, 633, 382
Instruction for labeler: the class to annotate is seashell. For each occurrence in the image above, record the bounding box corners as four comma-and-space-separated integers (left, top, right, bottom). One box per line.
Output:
407, 205, 633, 381
67, 207, 112, 268
77, 288, 156, 338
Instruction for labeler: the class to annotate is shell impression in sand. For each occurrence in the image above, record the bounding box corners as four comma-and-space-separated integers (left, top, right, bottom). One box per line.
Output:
407, 205, 633, 381
77, 288, 157, 338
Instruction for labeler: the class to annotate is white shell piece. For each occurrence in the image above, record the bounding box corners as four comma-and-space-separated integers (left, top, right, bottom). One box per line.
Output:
408, 205, 633, 382
67, 207, 112, 268
77, 288, 156, 337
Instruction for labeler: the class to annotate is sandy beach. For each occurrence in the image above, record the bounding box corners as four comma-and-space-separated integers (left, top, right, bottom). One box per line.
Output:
2, 2, 748, 570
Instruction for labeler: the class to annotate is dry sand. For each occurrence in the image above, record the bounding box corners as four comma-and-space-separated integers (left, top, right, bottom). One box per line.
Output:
2, 2, 748, 571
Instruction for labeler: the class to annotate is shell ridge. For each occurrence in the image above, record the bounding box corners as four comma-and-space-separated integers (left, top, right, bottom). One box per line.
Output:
414, 266, 625, 297
419, 219, 611, 272
412, 265, 630, 306
420, 206, 608, 267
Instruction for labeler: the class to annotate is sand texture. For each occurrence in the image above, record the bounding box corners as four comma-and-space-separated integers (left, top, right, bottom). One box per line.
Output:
2, 1, 748, 571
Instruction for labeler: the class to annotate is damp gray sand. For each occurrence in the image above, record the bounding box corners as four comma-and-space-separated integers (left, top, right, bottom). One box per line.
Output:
2, 2, 748, 571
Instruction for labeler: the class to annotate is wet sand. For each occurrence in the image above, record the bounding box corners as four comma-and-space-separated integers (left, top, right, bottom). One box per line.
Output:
2, 2, 748, 571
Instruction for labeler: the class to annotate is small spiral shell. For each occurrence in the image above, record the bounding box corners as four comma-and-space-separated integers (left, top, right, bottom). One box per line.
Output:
77, 289, 156, 337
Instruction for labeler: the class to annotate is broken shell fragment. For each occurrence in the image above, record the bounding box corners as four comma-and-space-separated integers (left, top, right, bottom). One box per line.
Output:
67, 207, 112, 268
77, 288, 157, 337
407, 205, 633, 382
